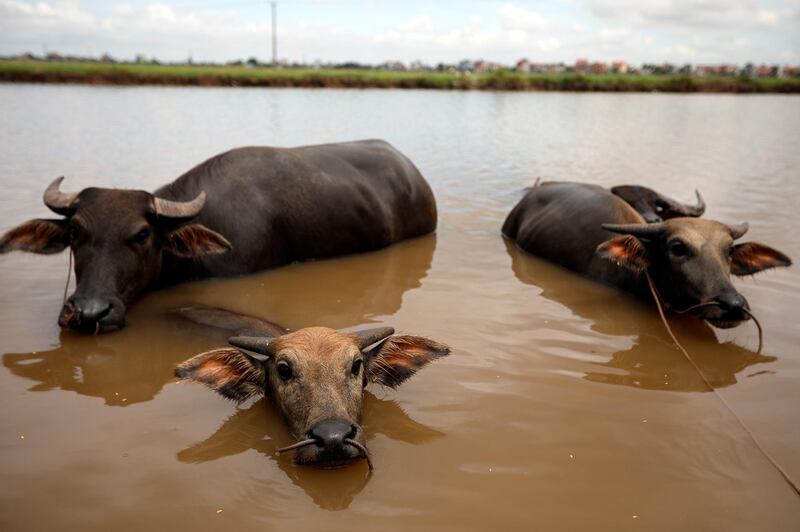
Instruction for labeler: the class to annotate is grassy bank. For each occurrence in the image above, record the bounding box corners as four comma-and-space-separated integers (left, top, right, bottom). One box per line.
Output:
2, 60, 799, 93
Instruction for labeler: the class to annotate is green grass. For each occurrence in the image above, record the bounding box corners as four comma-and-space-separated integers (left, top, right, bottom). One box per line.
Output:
2, 60, 799, 93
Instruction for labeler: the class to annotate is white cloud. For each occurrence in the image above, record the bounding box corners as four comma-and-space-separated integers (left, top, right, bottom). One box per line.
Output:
536, 38, 561, 51
1, 0, 95, 25
0, 0, 796, 64
499, 4, 554, 32
582, 0, 785, 29
113, 4, 134, 16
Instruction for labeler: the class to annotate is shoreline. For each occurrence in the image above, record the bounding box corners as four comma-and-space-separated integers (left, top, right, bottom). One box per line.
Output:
2, 61, 799, 93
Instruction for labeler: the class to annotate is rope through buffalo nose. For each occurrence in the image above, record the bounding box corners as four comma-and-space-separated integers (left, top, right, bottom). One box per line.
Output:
644, 270, 797, 495
673, 300, 721, 314
344, 438, 373, 472
275, 438, 316, 455
671, 300, 763, 355
741, 308, 763, 355
274, 437, 374, 472
62, 249, 73, 307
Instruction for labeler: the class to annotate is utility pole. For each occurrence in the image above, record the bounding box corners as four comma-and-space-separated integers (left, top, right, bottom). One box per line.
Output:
271, 2, 277, 66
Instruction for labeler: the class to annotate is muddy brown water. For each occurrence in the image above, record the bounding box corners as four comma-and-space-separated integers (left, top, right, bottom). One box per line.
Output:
1, 85, 799, 531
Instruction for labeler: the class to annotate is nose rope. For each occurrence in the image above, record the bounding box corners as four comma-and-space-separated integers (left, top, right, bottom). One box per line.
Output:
673, 301, 721, 314
740, 308, 764, 355
62, 248, 73, 307
651, 286, 764, 355
274, 437, 374, 472
344, 438, 374, 472
275, 438, 316, 455
644, 269, 799, 497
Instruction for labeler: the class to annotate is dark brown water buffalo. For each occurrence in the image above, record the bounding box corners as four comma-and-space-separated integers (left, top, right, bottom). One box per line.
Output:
609, 184, 705, 223
174, 307, 449, 470
0, 140, 437, 333
502, 181, 791, 328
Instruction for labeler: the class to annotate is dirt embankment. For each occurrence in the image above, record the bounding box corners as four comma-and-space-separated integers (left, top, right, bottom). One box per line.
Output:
2, 68, 799, 93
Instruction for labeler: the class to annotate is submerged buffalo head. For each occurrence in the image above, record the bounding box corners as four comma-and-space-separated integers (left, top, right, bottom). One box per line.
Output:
610, 185, 705, 223
597, 218, 791, 328
0, 178, 231, 332
175, 326, 449, 469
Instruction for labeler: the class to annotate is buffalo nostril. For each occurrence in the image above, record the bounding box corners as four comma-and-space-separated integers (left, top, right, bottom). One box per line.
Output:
68, 297, 114, 329
308, 418, 353, 449
82, 302, 113, 322
715, 293, 748, 316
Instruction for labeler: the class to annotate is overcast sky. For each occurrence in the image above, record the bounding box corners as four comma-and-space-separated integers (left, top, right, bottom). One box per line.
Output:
1, 0, 798, 65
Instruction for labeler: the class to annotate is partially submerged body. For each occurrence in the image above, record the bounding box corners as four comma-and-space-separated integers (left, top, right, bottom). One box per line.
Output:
0, 140, 437, 333
502, 181, 791, 328
174, 307, 450, 470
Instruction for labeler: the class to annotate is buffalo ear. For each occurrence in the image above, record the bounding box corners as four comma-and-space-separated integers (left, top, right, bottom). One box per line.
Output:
0, 219, 69, 254
175, 348, 265, 403
366, 335, 450, 388
731, 242, 791, 276
165, 224, 232, 258
596, 235, 649, 271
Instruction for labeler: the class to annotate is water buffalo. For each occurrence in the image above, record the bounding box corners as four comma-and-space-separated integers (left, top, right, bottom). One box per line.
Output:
609, 184, 705, 223
175, 312, 449, 470
502, 181, 791, 328
527, 180, 705, 223
0, 140, 437, 333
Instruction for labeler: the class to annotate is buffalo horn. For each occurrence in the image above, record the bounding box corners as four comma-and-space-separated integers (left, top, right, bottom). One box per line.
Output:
43, 176, 78, 215
229, 336, 274, 355
353, 327, 395, 349
602, 222, 667, 238
728, 222, 749, 240
154, 191, 207, 219
667, 189, 706, 217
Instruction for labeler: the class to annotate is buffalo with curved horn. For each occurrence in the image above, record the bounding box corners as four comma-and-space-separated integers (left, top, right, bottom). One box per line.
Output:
175, 324, 450, 470
0, 140, 438, 333
502, 182, 790, 328
610, 184, 705, 223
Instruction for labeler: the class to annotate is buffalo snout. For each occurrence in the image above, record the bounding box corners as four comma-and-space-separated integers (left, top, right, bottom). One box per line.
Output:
688, 291, 751, 329
59, 295, 126, 333
712, 292, 750, 323
295, 418, 365, 468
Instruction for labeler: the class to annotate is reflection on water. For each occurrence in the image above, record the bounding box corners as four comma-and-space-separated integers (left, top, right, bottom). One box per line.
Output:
506, 240, 776, 392
1, 235, 435, 406
5, 335, 176, 407
177, 394, 443, 510
166, 232, 436, 331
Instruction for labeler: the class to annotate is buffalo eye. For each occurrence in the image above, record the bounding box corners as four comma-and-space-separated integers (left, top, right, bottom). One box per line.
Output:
669, 240, 690, 258
351, 358, 363, 377
68, 224, 81, 242
728, 245, 735, 258
276, 361, 293, 381
134, 227, 150, 245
